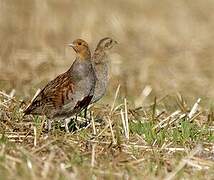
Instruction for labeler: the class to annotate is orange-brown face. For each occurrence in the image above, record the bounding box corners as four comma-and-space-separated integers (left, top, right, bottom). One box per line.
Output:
68, 39, 89, 53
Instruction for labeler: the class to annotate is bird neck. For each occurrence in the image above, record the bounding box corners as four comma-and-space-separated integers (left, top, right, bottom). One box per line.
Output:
93, 49, 107, 64
68, 57, 93, 80
77, 49, 91, 61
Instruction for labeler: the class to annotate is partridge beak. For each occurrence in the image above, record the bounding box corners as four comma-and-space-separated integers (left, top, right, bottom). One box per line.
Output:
68, 43, 78, 52
68, 43, 75, 47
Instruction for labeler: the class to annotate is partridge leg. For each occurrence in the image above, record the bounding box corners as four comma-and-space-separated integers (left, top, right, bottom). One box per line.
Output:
47, 119, 52, 131
64, 118, 71, 133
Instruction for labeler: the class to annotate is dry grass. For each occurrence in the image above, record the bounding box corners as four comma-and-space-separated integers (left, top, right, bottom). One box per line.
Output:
0, 88, 213, 179
0, 0, 214, 179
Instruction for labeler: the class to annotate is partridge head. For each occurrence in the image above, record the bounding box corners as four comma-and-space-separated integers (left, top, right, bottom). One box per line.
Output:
93, 37, 117, 64
96, 37, 117, 50
68, 39, 91, 60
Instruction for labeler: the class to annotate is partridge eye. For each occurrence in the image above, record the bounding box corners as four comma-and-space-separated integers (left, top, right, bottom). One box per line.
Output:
105, 42, 110, 47
78, 42, 82, 45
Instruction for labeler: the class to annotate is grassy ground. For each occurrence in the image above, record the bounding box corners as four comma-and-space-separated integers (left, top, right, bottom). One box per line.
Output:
0, 0, 214, 179
0, 90, 213, 180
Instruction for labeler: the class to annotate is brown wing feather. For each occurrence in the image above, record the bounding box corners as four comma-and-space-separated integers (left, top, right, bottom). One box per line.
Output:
24, 71, 74, 117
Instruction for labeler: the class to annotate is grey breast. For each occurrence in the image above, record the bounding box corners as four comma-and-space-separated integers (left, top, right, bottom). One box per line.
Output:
91, 59, 109, 103
54, 59, 96, 118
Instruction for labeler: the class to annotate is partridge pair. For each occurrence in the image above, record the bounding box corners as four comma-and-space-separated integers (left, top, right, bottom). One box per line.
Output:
24, 37, 117, 131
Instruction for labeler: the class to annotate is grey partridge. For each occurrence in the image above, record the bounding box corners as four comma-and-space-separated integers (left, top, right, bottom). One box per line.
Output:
24, 39, 96, 131
91, 37, 117, 103
82, 37, 117, 120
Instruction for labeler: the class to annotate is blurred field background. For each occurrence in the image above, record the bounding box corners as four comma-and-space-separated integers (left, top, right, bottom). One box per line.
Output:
0, 0, 214, 179
1, 0, 214, 106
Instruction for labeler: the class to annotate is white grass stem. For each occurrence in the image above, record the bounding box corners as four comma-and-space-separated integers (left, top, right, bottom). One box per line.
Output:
33, 126, 37, 147
0, 91, 12, 98
153, 110, 181, 130
91, 112, 96, 135
110, 84, 120, 114
124, 98, 129, 140
120, 109, 127, 139
188, 98, 201, 119
107, 117, 116, 144
95, 124, 110, 138
161, 113, 186, 129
